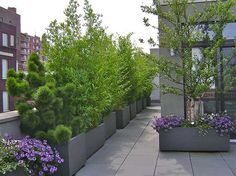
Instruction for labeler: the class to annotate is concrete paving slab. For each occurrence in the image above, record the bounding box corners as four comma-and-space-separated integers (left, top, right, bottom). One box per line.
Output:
75, 163, 118, 176
190, 152, 235, 176
155, 152, 193, 176
116, 154, 157, 176
221, 144, 236, 175
76, 106, 236, 176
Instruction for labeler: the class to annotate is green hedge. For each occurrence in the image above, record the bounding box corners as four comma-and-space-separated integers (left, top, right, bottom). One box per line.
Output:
7, 0, 157, 144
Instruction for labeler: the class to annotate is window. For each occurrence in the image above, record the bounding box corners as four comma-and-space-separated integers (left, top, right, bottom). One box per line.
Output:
2, 91, 9, 112
222, 47, 236, 66
2, 59, 8, 79
16, 60, 18, 72
10, 35, 14, 46
193, 24, 214, 41
2, 33, 8, 47
223, 23, 236, 40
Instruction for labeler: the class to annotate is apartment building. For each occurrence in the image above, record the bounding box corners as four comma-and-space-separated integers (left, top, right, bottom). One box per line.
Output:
20, 33, 42, 71
0, 6, 20, 112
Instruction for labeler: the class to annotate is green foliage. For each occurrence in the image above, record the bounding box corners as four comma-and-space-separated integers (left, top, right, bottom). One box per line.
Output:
133, 50, 158, 99
54, 125, 72, 144
7, 0, 158, 145
142, 0, 236, 118
0, 138, 25, 174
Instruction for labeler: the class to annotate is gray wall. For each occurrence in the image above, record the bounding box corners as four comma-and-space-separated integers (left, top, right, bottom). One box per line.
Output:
150, 48, 160, 103
0, 111, 23, 138
159, 48, 185, 117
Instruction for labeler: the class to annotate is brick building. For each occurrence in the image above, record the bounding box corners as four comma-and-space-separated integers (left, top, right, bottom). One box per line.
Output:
20, 33, 42, 71
0, 7, 20, 112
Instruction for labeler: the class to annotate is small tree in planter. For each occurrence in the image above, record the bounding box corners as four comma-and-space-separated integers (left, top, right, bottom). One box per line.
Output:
142, 0, 236, 120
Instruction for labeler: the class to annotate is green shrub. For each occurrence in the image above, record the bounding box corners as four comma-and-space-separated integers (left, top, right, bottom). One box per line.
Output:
54, 125, 72, 144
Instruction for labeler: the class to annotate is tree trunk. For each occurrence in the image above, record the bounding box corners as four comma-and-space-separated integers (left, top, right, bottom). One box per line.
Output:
187, 98, 204, 121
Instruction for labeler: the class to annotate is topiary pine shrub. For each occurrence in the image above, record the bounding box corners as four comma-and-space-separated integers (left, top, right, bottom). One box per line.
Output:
6, 53, 73, 145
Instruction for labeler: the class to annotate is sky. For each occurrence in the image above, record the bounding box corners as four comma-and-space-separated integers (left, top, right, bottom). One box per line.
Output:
0, 0, 158, 53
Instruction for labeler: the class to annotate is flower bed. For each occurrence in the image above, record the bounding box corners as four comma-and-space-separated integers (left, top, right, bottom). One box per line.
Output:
152, 115, 235, 136
152, 115, 236, 151
0, 136, 63, 176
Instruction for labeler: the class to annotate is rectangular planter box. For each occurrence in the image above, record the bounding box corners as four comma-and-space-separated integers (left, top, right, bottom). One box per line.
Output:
142, 98, 147, 109
86, 123, 105, 159
129, 102, 137, 120
103, 112, 117, 139
159, 128, 230, 152
136, 99, 143, 113
56, 133, 86, 176
0, 167, 26, 176
115, 106, 130, 129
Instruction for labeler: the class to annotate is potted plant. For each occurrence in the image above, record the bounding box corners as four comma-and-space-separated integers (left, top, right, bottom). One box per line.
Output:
6, 53, 87, 176
152, 115, 235, 151
142, 0, 236, 151
0, 136, 63, 176
0, 137, 26, 176
133, 51, 158, 113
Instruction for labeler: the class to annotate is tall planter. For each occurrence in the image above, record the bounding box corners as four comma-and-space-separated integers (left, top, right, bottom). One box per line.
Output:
136, 99, 142, 113
159, 128, 230, 152
115, 106, 130, 129
86, 123, 105, 159
142, 98, 147, 109
129, 102, 137, 120
103, 112, 116, 139
56, 133, 86, 176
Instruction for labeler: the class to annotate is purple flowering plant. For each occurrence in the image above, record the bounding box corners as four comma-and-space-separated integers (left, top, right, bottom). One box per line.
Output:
202, 114, 235, 135
152, 114, 236, 135
152, 116, 184, 132
3, 136, 64, 176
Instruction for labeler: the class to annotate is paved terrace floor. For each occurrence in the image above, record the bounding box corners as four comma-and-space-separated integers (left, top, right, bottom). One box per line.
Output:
76, 105, 236, 176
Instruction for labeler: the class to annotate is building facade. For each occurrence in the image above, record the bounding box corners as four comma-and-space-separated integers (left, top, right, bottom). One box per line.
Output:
158, 1, 236, 119
20, 33, 42, 71
0, 7, 20, 112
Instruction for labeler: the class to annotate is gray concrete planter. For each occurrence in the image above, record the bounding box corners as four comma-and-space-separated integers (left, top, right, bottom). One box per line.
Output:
136, 99, 143, 113
129, 102, 137, 120
142, 98, 147, 109
115, 106, 130, 129
56, 133, 86, 176
86, 123, 105, 159
159, 128, 230, 152
103, 112, 116, 139
0, 167, 26, 176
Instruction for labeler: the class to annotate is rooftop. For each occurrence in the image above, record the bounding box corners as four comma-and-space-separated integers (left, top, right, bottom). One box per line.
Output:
76, 105, 236, 176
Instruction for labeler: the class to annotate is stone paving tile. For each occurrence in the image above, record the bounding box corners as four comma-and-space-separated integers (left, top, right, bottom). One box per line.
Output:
190, 152, 235, 176
115, 154, 157, 176
76, 107, 157, 176
221, 144, 236, 175
76, 106, 236, 176
155, 152, 193, 176
75, 163, 118, 176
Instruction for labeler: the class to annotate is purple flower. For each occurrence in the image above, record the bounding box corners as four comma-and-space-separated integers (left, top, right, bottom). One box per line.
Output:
152, 115, 184, 133
202, 114, 236, 135
4, 136, 64, 176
